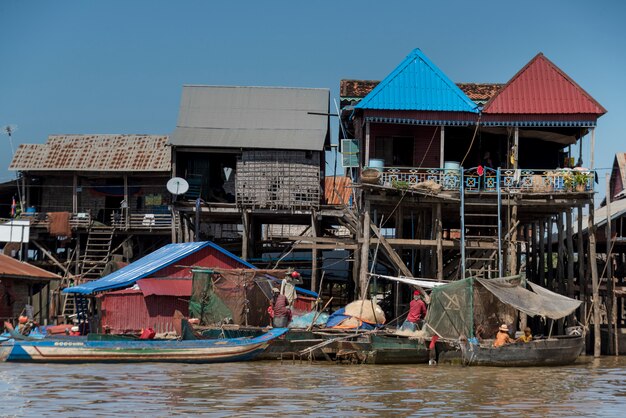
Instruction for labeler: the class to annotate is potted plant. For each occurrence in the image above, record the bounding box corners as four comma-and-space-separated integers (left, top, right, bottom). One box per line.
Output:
573, 171, 591, 192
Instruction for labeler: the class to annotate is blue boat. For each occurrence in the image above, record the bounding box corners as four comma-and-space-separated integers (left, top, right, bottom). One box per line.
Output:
0, 328, 288, 363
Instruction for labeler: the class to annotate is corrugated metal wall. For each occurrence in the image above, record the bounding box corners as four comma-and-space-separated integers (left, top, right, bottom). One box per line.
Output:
100, 292, 189, 334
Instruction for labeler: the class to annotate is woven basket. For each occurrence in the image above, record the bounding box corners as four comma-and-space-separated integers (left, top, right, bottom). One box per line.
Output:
361, 168, 381, 185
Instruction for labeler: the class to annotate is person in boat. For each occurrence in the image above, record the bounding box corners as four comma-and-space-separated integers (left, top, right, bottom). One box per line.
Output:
516, 327, 533, 343
401, 290, 427, 332
281, 270, 301, 305
493, 324, 515, 347
270, 287, 291, 328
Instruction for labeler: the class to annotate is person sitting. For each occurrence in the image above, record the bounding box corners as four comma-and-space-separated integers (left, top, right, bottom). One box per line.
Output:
493, 324, 515, 347
270, 287, 291, 328
401, 290, 427, 332
516, 327, 533, 343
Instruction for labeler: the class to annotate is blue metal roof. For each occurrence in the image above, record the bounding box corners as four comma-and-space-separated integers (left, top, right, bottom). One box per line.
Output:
64, 241, 318, 297
355, 49, 479, 113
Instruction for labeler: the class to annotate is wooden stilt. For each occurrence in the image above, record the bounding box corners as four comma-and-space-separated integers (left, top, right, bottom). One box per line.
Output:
566, 209, 575, 326
577, 206, 586, 326
589, 203, 601, 357
311, 211, 319, 292
539, 220, 546, 287
547, 216, 554, 288
436, 203, 443, 281
359, 200, 371, 299
242, 211, 250, 260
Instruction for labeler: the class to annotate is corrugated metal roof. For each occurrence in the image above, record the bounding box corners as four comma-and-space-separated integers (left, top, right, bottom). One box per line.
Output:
355, 49, 479, 113
325, 176, 352, 205
483, 53, 607, 115
9, 135, 171, 172
137, 278, 192, 297
65, 241, 211, 294
171, 85, 330, 151
0, 254, 61, 280
65, 240, 318, 297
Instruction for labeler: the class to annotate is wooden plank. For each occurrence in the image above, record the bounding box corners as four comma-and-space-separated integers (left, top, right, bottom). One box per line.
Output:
359, 200, 371, 298
369, 223, 412, 278
589, 202, 601, 357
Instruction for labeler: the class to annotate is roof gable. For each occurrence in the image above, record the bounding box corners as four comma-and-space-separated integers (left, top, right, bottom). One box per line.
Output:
483, 53, 607, 115
0, 253, 61, 280
355, 49, 479, 113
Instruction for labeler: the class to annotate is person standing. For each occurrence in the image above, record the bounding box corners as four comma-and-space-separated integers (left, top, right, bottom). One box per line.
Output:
270, 287, 291, 328
401, 290, 427, 332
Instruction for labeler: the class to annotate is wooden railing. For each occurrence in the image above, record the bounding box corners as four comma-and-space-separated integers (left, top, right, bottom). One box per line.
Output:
110, 211, 172, 231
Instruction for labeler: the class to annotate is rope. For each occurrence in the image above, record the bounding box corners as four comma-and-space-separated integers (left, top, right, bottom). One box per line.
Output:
460, 114, 482, 166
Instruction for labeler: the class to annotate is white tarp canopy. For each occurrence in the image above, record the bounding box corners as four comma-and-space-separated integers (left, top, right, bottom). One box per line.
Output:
0, 220, 30, 243
476, 277, 582, 320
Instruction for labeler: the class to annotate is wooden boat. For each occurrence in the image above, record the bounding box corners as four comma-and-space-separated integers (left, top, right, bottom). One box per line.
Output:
424, 276, 585, 367
0, 327, 287, 363
184, 323, 431, 364
437, 335, 585, 367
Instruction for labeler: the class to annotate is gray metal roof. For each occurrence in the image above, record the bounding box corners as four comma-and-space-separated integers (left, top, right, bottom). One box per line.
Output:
9, 135, 171, 172
171, 85, 330, 151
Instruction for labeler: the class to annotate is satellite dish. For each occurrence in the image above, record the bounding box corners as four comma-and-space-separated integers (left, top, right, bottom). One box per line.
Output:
167, 177, 189, 195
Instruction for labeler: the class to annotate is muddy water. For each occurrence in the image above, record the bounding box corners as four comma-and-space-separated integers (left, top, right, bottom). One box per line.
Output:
1, 356, 626, 417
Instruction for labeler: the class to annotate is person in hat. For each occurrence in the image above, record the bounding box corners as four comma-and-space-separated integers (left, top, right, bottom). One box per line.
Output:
280, 270, 301, 305
401, 289, 427, 332
493, 324, 515, 347
270, 287, 291, 328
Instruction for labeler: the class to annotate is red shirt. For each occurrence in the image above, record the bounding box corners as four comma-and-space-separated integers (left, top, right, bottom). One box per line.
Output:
272, 294, 290, 318
407, 299, 427, 323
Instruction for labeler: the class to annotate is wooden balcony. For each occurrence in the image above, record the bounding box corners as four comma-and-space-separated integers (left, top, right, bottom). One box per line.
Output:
366, 166, 594, 194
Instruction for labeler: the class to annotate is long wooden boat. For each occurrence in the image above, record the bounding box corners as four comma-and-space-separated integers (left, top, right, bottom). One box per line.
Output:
437, 335, 584, 367
0, 328, 288, 363
183, 323, 431, 364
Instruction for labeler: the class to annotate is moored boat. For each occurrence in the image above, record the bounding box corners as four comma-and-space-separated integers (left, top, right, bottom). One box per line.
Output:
0, 327, 288, 363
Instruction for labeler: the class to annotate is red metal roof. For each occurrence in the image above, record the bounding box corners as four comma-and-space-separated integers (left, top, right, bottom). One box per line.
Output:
137, 279, 192, 297
483, 53, 607, 115
0, 254, 61, 280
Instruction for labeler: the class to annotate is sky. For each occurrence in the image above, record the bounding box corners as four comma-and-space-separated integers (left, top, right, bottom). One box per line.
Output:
1, 0, 625, 206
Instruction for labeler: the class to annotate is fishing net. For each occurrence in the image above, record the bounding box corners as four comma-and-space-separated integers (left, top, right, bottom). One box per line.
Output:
423, 278, 474, 340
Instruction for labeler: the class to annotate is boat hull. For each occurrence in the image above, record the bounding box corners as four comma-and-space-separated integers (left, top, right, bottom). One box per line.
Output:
0, 328, 288, 363
438, 335, 584, 367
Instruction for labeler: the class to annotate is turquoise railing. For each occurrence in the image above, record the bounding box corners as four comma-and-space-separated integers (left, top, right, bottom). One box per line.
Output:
373, 166, 594, 193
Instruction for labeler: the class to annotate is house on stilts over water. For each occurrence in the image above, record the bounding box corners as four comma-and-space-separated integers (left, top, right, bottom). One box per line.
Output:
339, 48, 607, 353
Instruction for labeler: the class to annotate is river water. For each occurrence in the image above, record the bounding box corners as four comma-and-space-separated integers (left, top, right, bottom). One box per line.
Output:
1, 356, 626, 417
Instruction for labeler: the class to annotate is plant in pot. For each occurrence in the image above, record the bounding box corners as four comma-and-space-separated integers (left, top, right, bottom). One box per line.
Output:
573, 171, 591, 192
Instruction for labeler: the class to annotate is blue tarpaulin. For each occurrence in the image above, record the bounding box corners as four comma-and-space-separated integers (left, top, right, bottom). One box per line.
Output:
64, 241, 317, 297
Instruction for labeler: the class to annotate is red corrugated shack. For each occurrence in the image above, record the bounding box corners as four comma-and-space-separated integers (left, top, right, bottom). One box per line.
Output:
99, 279, 191, 334
65, 241, 317, 334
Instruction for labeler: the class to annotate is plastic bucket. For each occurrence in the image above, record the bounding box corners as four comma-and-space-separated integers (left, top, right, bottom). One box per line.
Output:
368, 159, 385, 172
444, 161, 460, 174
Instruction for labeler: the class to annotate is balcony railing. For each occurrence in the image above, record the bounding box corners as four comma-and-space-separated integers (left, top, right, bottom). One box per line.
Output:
111, 210, 172, 231
371, 166, 594, 193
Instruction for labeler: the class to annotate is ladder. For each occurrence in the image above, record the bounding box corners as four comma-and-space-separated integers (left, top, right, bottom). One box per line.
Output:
460, 169, 502, 279
62, 226, 115, 319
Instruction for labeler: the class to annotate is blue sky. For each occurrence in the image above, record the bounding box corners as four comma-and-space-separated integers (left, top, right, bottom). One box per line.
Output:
1, 0, 625, 205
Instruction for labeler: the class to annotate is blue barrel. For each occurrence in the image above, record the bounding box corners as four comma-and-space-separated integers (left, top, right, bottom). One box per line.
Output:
368, 159, 385, 172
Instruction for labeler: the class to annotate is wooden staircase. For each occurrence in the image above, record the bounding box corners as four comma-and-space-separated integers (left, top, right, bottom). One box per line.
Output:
62, 226, 115, 319
463, 199, 500, 278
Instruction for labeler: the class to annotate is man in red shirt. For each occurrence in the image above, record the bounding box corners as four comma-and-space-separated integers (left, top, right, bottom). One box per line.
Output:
401, 290, 427, 332
270, 287, 291, 328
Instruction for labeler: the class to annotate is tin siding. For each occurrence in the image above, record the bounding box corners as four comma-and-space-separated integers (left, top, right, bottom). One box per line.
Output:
153, 246, 249, 279
100, 292, 189, 334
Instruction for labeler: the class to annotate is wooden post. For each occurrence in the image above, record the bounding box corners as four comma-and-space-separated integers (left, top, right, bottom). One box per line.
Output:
242, 211, 250, 260
566, 209, 575, 327
589, 203, 601, 357
440, 126, 445, 168
123, 174, 129, 230
509, 203, 518, 276
590, 127, 595, 169
311, 211, 319, 292
537, 219, 550, 287
547, 216, 554, 288
72, 174, 78, 214
606, 173, 616, 355
577, 206, 586, 325
436, 203, 443, 281
513, 127, 519, 170
359, 199, 371, 299
365, 120, 371, 167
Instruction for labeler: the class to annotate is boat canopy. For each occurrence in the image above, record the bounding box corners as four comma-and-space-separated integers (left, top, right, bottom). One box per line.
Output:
476, 277, 582, 321
424, 276, 582, 340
